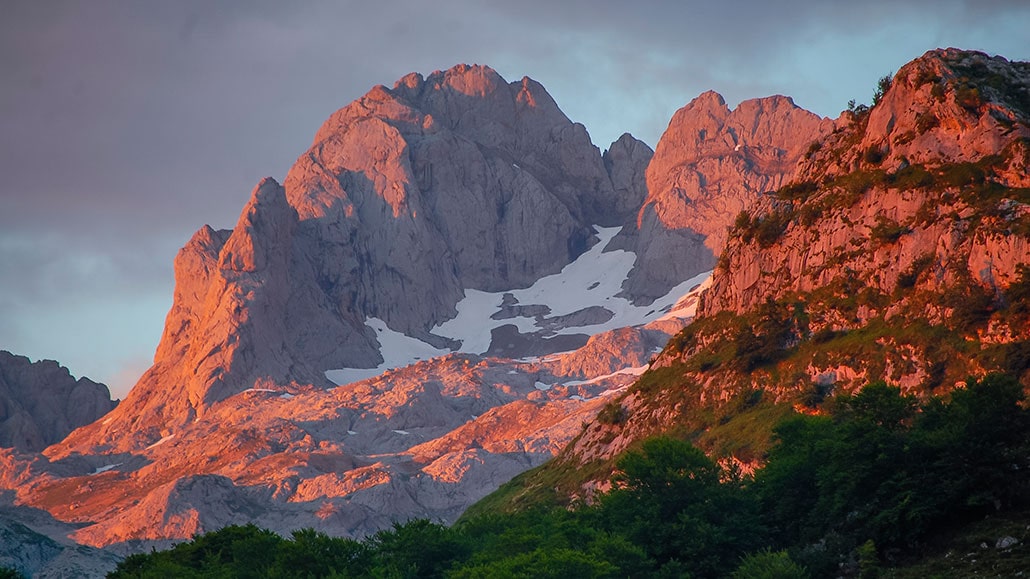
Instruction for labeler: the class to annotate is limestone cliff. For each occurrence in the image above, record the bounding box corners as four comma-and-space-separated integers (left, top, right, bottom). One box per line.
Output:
0, 351, 114, 452
703, 48, 1030, 318
622, 92, 834, 302
494, 50, 1030, 507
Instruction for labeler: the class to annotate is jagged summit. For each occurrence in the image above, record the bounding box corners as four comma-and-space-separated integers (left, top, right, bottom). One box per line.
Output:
0, 351, 114, 451
800, 48, 1030, 184
620, 90, 834, 302
55, 63, 667, 451
705, 47, 1030, 317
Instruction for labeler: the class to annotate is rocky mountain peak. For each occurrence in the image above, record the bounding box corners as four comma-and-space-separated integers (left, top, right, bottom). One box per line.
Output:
703, 48, 1030, 320
619, 91, 833, 304
603, 133, 654, 221
0, 351, 115, 452
799, 48, 1030, 184
218, 177, 296, 273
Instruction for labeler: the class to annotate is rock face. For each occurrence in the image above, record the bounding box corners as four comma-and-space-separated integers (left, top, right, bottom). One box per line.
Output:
5, 60, 849, 559
0, 351, 115, 452
63, 65, 664, 450
0, 491, 121, 578
622, 92, 835, 302
703, 49, 1030, 318
535, 49, 1030, 493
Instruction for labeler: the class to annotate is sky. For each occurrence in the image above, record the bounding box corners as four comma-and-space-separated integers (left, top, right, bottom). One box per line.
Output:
1, 0, 1028, 400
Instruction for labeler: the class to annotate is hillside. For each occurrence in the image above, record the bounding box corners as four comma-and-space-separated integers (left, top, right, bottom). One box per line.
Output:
476, 48, 1030, 511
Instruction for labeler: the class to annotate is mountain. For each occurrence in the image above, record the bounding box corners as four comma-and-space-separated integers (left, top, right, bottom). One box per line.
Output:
477, 48, 1030, 509
0, 62, 831, 559
0, 351, 115, 452
619, 91, 834, 302
18, 46, 1015, 567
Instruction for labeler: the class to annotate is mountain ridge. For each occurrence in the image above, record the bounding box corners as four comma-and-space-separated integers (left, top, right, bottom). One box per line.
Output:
5, 50, 1023, 575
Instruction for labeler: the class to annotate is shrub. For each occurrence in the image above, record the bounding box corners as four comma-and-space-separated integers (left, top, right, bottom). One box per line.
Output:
872, 73, 893, 106
915, 110, 939, 133
888, 163, 934, 189
597, 401, 628, 426
732, 549, 811, 579
775, 180, 818, 201
869, 216, 910, 244
755, 208, 795, 248
895, 253, 935, 291
1003, 263, 1030, 314
954, 82, 983, 112
863, 146, 884, 165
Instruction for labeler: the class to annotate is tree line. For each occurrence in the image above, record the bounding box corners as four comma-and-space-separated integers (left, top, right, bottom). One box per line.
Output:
108, 374, 1030, 578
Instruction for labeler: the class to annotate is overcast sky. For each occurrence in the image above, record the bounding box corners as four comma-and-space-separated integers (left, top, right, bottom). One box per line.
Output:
2, 0, 1028, 399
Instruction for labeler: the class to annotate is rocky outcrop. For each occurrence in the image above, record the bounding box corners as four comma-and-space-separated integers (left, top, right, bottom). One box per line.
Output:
0, 491, 121, 578
623, 92, 834, 302
22, 341, 674, 548
496, 50, 1030, 510
0, 351, 115, 452
798, 49, 1030, 185
703, 49, 1030, 318
61, 65, 661, 450
602, 133, 654, 223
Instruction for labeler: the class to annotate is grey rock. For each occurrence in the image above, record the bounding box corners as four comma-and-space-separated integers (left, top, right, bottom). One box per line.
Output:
996, 536, 1019, 549
0, 351, 115, 452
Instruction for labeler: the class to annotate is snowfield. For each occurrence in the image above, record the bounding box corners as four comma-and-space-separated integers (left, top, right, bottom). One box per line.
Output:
327, 226, 711, 386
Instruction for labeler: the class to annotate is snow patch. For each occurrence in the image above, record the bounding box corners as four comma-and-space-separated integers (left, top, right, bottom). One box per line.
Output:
324, 227, 713, 384
91, 463, 122, 475
146, 434, 175, 450
655, 275, 712, 322
393, 429, 411, 435
326, 317, 448, 386
433, 227, 712, 352
564, 365, 649, 387
534, 382, 552, 391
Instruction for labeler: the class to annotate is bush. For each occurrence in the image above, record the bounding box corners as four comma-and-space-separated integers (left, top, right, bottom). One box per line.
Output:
872, 73, 893, 106
870, 216, 910, 244
732, 549, 810, 579
863, 146, 884, 165
754, 208, 795, 248
895, 253, 935, 291
955, 82, 983, 112
597, 401, 628, 426
915, 110, 939, 133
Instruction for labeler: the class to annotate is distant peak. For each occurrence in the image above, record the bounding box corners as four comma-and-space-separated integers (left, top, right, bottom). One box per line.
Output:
423, 63, 506, 98
690, 90, 728, 110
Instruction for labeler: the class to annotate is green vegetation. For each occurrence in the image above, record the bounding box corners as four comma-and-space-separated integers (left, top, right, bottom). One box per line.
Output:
596, 400, 628, 425
869, 216, 909, 244
111, 375, 1030, 578
872, 73, 893, 107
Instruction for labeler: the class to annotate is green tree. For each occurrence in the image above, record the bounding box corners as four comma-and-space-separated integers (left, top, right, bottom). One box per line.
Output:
873, 73, 893, 106
597, 437, 764, 577
731, 549, 810, 579
369, 519, 469, 578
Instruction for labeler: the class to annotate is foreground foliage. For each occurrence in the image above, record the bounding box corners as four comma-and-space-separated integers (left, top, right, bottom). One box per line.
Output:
110, 375, 1030, 578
